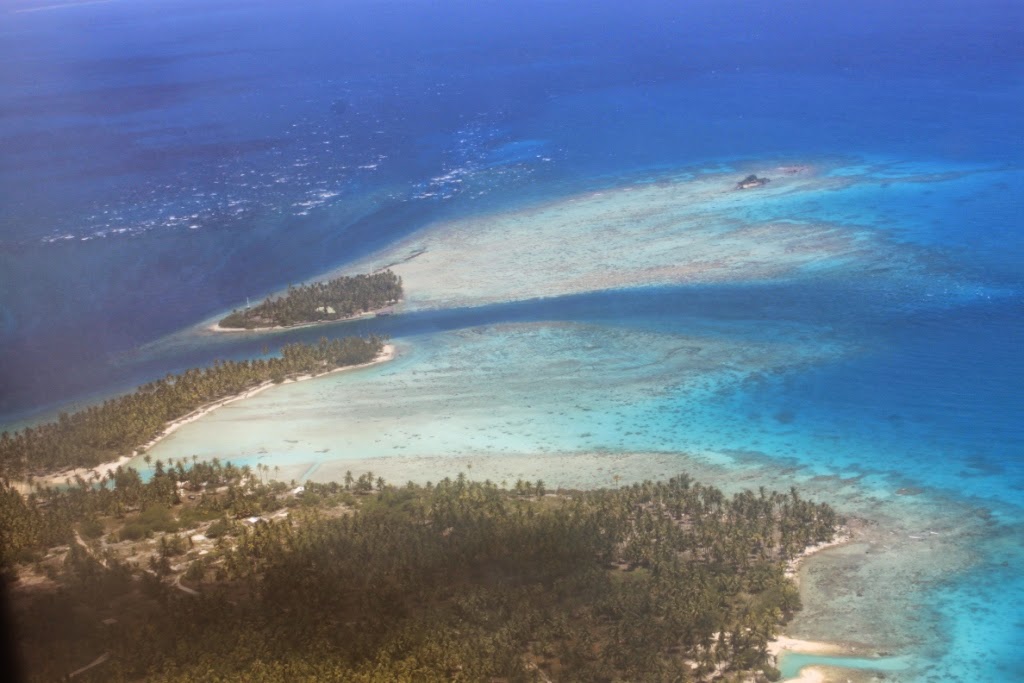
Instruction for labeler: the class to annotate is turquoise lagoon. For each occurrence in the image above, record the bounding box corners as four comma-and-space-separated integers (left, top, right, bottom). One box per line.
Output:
140, 161, 1024, 681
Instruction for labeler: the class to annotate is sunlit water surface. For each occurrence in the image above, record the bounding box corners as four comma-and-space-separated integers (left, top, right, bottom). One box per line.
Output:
2, 2, 1022, 681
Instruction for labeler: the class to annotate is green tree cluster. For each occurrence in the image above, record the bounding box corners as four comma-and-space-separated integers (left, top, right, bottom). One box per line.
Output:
1, 458, 253, 567
5, 467, 840, 682
219, 270, 402, 329
0, 336, 386, 478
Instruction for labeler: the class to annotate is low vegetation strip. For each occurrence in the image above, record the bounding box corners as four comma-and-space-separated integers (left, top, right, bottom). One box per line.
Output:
218, 270, 402, 329
0, 336, 387, 478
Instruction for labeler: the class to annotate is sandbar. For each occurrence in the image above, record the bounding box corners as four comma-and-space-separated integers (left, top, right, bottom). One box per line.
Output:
332, 162, 928, 311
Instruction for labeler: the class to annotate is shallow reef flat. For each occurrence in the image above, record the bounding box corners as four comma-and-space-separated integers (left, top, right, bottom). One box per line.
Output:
143, 320, 845, 475
341, 161, 958, 311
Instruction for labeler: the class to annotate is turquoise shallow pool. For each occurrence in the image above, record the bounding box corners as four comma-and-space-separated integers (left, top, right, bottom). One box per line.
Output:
779, 652, 912, 680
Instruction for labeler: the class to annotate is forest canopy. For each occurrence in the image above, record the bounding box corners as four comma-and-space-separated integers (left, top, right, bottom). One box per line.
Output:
0, 336, 387, 479
219, 270, 402, 329
3, 466, 840, 682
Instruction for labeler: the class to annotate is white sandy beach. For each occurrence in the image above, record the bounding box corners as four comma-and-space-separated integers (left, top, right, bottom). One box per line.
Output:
785, 530, 854, 584
769, 636, 847, 658
19, 345, 394, 491
785, 666, 826, 683
763, 529, 857, 680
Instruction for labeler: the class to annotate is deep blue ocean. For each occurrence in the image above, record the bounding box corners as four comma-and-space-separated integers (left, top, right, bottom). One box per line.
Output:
1, 1, 1022, 680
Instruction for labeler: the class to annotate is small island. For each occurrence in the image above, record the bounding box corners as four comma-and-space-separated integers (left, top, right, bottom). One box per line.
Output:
218, 270, 402, 330
736, 174, 771, 190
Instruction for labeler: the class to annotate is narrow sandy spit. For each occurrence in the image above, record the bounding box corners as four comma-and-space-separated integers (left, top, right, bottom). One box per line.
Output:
16, 345, 395, 491
768, 635, 848, 659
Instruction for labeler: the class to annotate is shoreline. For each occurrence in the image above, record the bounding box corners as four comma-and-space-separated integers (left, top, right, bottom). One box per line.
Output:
778, 666, 827, 683
784, 526, 854, 586
767, 523, 859, 682
15, 345, 395, 492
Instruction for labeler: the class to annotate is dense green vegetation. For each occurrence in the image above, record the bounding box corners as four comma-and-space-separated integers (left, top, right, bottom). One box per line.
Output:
3, 463, 839, 682
219, 270, 402, 329
0, 336, 387, 479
